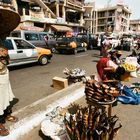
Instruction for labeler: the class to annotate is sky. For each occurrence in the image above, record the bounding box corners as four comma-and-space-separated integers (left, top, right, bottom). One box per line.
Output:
85, 0, 140, 20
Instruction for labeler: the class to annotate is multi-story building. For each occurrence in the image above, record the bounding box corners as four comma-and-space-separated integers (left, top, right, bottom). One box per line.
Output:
83, 3, 131, 34
0, 0, 132, 35
96, 3, 131, 34
83, 2, 97, 34
0, 0, 13, 9
130, 19, 140, 33
5, 0, 85, 34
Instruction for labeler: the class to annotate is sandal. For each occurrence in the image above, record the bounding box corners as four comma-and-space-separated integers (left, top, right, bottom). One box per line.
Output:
6, 115, 18, 123
0, 124, 9, 136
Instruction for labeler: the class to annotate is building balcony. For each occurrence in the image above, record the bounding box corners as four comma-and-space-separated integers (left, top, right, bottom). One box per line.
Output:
97, 24, 106, 26
0, 0, 13, 7
49, 0, 64, 3
67, 0, 83, 7
98, 16, 107, 19
56, 17, 65, 24
21, 15, 57, 24
66, 21, 81, 26
43, 0, 51, 4
0, 0, 11, 4
84, 13, 90, 18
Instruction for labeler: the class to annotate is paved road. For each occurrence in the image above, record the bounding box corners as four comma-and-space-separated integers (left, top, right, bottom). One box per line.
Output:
9, 50, 100, 111
18, 50, 140, 140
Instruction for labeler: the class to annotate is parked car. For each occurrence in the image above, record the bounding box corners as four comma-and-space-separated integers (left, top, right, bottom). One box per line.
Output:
77, 33, 98, 50
56, 36, 87, 54
2, 37, 52, 67
10, 30, 57, 53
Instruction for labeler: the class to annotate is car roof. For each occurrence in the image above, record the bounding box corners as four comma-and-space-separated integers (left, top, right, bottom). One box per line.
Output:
77, 33, 94, 35
11, 30, 48, 34
6, 37, 24, 40
6, 37, 36, 47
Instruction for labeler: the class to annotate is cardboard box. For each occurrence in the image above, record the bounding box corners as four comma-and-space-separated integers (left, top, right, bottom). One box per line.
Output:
53, 77, 68, 90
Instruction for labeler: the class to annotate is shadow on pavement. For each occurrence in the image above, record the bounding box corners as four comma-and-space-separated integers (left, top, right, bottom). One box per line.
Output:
39, 130, 53, 140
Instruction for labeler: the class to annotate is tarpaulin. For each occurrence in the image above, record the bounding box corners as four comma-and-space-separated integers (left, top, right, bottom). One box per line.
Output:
117, 85, 140, 105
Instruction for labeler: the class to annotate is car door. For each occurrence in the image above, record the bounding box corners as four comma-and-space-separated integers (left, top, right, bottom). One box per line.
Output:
48, 34, 56, 46
12, 39, 38, 64
2, 39, 19, 65
38, 33, 48, 48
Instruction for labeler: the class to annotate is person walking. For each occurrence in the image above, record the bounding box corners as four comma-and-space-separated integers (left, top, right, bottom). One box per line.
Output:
0, 7, 20, 136
102, 36, 112, 57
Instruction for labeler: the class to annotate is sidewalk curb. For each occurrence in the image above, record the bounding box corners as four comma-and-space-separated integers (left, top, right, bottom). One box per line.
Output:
0, 83, 85, 140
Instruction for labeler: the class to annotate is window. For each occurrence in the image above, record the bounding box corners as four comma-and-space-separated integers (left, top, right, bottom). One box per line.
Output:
49, 34, 55, 39
39, 34, 47, 41
25, 33, 39, 41
2, 0, 12, 4
11, 32, 21, 38
3, 39, 14, 50
14, 39, 34, 49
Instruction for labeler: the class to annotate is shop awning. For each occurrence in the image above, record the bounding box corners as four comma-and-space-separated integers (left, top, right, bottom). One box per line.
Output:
51, 25, 73, 32
14, 25, 44, 31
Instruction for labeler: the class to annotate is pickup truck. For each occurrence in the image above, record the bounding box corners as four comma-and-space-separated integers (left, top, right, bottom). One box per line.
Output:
77, 33, 98, 50
2, 37, 52, 67
56, 36, 87, 54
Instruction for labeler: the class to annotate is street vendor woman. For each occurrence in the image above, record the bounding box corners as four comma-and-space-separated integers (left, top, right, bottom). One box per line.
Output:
95, 57, 125, 82
0, 7, 20, 136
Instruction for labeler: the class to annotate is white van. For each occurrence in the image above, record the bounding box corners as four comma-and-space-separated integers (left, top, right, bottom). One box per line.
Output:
10, 30, 57, 52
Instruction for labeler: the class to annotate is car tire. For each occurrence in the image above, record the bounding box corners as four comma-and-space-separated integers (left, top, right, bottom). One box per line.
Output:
84, 47, 87, 52
51, 47, 56, 53
39, 55, 48, 65
89, 44, 93, 50
73, 49, 77, 54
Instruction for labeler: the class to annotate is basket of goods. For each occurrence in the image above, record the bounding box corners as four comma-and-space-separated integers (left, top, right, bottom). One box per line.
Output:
85, 80, 120, 105
64, 106, 122, 140
120, 63, 136, 81
63, 68, 86, 82
121, 63, 136, 72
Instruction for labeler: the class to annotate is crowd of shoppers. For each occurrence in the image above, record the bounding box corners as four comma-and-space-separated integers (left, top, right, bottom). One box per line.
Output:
95, 32, 140, 82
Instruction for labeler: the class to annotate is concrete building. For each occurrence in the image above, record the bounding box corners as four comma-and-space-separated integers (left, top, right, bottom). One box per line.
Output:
0, 0, 131, 35
130, 19, 140, 33
96, 3, 131, 34
3, 0, 85, 35
83, 2, 131, 34
83, 2, 97, 34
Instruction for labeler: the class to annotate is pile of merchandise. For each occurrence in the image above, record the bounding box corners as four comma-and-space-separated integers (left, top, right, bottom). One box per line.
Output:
64, 106, 122, 140
63, 68, 86, 82
85, 80, 120, 103
41, 107, 67, 139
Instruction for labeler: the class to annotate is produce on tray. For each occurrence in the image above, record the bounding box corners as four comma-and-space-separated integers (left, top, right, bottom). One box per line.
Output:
121, 63, 136, 72
64, 106, 122, 140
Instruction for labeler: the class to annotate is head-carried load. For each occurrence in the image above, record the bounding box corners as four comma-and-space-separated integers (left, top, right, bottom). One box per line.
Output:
0, 6, 20, 39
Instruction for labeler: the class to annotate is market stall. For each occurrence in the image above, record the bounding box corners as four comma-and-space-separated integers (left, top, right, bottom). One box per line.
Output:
40, 56, 140, 139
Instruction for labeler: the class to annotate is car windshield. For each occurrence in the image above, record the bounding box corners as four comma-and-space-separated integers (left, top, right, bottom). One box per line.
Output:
2, 39, 14, 50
